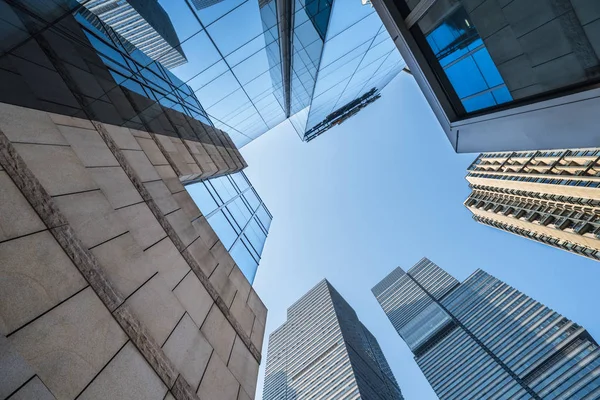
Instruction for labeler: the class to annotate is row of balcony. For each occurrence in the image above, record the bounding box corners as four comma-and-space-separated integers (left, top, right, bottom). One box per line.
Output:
466, 196, 600, 239
472, 215, 600, 261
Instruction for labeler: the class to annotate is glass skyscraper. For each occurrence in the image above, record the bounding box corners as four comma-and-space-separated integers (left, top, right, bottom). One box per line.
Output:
373, 258, 600, 399
264, 280, 403, 400
187, 171, 272, 283
138, 0, 406, 147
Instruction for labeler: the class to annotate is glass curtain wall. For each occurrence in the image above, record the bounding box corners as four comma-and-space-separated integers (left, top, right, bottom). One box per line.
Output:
304, 0, 405, 136
397, 0, 600, 116
186, 172, 272, 284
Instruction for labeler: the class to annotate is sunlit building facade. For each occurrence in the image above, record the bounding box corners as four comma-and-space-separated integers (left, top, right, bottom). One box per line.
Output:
79, 0, 188, 69
187, 171, 272, 283
465, 149, 600, 261
372, 0, 600, 152
373, 258, 600, 400
264, 280, 403, 400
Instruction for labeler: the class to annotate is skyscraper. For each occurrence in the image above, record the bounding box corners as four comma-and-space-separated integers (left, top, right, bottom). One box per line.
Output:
371, 0, 600, 152
260, 0, 405, 141
137, 0, 405, 147
373, 258, 600, 400
264, 280, 403, 400
1, 2, 267, 399
79, 0, 188, 69
465, 149, 600, 261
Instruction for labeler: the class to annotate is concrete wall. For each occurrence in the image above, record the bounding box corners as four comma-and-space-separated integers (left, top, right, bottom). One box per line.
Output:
0, 102, 267, 400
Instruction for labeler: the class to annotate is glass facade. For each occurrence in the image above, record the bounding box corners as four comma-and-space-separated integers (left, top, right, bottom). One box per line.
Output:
79, 0, 188, 69
186, 171, 272, 283
301, 0, 405, 139
422, 6, 511, 112
394, 0, 600, 117
373, 258, 600, 400
113, 0, 405, 147
75, 11, 214, 127
264, 280, 403, 400
159, 0, 290, 147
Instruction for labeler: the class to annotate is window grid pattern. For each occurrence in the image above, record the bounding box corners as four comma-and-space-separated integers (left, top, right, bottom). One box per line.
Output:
264, 280, 403, 399
186, 171, 272, 284
373, 259, 600, 400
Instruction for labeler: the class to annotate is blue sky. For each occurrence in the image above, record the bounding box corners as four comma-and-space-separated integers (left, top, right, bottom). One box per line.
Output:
241, 73, 600, 399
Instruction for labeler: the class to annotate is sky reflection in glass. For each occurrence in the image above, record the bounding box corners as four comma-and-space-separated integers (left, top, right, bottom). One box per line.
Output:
186, 171, 273, 284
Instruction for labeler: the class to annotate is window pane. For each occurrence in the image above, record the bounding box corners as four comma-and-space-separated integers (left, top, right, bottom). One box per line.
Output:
186, 182, 218, 215
208, 211, 237, 249
230, 240, 259, 283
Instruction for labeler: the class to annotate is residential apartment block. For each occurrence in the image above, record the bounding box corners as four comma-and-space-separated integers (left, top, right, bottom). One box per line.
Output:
373, 258, 600, 399
465, 149, 600, 261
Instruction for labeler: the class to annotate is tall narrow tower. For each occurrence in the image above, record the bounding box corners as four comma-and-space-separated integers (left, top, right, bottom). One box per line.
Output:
373, 258, 600, 400
264, 280, 403, 400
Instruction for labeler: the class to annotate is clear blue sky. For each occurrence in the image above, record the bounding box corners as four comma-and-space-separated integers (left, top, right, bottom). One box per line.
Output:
241, 73, 600, 399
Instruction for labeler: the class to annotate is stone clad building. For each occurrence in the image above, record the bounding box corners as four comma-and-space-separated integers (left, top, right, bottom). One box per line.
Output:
0, 1, 267, 399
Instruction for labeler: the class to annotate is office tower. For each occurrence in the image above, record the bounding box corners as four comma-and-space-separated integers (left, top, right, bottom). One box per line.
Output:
149, 0, 404, 147
0, 2, 267, 399
187, 171, 272, 284
373, 258, 600, 400
371, 0, 600, 152
465, 149, 600, 261
264, 280, 403, 400
79, 0, 188, 69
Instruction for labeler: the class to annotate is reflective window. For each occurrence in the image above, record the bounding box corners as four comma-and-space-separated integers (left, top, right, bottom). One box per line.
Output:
186, 171, 272, 284
405, 0, 600, 116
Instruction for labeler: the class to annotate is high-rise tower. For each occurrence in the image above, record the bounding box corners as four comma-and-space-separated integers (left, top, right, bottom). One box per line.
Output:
373, 258, 600, 400
264, 280, 403, 400
465, 149, 600, 261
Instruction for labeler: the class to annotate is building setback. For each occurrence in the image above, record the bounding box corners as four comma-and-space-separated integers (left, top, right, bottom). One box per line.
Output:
371, 0, 600, 152
373, 258, 600, 400
264, 280, 403, 400
465, 149, 600, 261
0, 2, 266, 399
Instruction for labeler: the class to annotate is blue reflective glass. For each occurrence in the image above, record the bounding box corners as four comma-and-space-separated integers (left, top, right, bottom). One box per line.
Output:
245, 218, 267, 256
208, 211, 237, 249
256, 205, 272, 231
445, 57, 488, 99
243, 189, 261, 211
472, 48, 503, 88
462, 92, 496, 113
230, 240, 259, 283
186, 183, 219, 215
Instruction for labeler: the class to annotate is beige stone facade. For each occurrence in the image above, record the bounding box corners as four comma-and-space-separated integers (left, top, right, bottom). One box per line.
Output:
465, 149, 600, 261
0, 102, 266, 400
